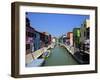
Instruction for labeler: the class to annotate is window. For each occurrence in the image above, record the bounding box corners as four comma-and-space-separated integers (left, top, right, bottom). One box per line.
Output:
26, 44, 30, 50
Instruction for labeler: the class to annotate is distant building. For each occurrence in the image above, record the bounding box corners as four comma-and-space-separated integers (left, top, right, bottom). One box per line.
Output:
58, 35, 67, 44
52, 37, 56, 43
58, 36, 63, 43
62, 35, 67, 44
43, 32, 51, 47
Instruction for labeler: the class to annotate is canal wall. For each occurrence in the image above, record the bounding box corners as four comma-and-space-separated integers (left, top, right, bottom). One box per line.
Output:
26, 44, 53, 64
32, 44, 53, 59
59, 43, 82, 64
63, 45, 89, 64
59, 43, 74, 54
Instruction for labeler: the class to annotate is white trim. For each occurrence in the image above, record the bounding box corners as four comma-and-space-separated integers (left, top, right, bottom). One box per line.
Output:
19, 5, 95, 75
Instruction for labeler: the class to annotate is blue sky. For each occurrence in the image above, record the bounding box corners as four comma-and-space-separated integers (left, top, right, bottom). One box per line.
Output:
26, 12, 89, 37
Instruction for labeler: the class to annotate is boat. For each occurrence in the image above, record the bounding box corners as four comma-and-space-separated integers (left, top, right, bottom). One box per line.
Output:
42, 50, 51, 58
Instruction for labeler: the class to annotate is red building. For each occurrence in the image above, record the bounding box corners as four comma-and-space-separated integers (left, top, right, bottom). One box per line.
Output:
26, 26, 35, 54
42, 32, 51, 47
26, 17, 52, 54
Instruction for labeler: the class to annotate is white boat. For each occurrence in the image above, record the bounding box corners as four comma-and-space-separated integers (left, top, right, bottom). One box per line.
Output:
26, 58, 45, 67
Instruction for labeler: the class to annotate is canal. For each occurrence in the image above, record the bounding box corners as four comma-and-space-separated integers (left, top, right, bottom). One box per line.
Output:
43, 45, 79, 66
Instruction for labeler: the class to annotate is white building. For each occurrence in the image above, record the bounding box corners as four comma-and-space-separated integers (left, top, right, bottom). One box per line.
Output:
80, 19, 90, 43
80, 19, 90, 53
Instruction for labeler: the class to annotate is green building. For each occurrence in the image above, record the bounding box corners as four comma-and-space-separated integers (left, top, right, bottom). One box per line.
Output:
73, 28, 81, 48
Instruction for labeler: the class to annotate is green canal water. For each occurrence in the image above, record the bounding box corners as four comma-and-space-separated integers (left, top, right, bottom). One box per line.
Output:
43, 45, 79, 66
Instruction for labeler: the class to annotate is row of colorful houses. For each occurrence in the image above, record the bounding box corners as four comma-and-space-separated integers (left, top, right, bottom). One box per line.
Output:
26, 17, 52, 54
74, 19, 90, 53
59, 19, 90, 63
60, 19, 90, 52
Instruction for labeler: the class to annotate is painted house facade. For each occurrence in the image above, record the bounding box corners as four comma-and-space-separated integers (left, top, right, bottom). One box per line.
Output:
80, 19, 90, 43
34, 31, 41, 51
73, 28, 81, 48
43, 32, 51, 47
80, 19, 90, 53
26, 17, 52, 53
26, 17, 35, 54
67, 32, 73, 46
39, 32, 46, 48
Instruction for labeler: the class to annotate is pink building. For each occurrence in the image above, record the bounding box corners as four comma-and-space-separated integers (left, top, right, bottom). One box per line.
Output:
67, 32, 73, 46
26, 26, 35, 54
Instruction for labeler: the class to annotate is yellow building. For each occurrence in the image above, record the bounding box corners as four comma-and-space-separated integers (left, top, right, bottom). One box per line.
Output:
80, 19, 90, 53
80, 19, 90, 43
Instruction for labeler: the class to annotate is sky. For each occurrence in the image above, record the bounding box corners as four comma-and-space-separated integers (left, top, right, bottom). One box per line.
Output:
26, 12, 89, 37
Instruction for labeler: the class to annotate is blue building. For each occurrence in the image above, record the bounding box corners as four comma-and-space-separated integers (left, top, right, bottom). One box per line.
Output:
34, 31, 41, 51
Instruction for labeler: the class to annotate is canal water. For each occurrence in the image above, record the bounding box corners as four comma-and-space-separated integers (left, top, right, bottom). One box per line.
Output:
43, 45, 79, 66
